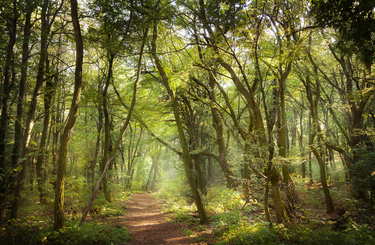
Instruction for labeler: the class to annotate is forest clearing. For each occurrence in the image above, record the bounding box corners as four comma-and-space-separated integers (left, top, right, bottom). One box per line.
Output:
1, 0, 375, 244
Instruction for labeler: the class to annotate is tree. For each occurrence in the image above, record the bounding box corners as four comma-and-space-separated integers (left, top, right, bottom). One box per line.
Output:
80, 25, 149, 225
0, 0, 18, 224
54, 0, 83, 230
11, 0, 61, 219
312, 0, 375, 67
151, 19, 209, 224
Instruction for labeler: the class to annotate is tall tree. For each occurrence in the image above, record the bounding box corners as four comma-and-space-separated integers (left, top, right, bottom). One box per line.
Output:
54, 0, 83, 230
151, 19, 209, 224
11, 0, 54, 219
0, 0, 18, 224
80, 26, 149, 224
313, 0, 375, 67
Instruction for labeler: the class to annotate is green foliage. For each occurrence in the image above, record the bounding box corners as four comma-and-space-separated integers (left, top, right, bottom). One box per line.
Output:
1, 188, 132, 243
216, 222, 375, 245
64, 176, 87, 210
195, 224, 207, 231
312, 0, 375, 66
191, 235, 209, 243
205, 186, 245, 213
213, 211, 242, 228
85, 192, 128, 218
160, 197, 198, 223
216, 222, 279, 245
0, 220, 130, 245
0, 190, 130, 244
182, 229, 193, 236
131, 180, 144, 191
352, 145, 375, 201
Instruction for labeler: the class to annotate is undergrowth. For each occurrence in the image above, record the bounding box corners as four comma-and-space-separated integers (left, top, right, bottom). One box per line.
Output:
1, 182, 132, 245
155, 178, 375, 245
0, 219, 130, 245
216, 222, 375, 245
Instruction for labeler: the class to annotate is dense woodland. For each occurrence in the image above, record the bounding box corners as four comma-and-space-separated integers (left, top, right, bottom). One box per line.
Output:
1, 0, 375, 244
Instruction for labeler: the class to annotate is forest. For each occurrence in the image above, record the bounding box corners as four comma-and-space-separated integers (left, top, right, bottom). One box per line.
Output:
1, 0, 375, 244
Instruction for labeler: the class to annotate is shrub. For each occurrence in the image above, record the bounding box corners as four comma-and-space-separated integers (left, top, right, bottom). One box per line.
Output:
205, 186, 245, 214
215, 222, 375, 245
0, 220, 131, 245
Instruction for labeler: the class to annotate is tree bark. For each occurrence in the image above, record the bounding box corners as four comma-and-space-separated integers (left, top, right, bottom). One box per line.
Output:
312, 148, 335, 213
11, 0, 49, 219
125, 127, 143, 189
304, 67, 335, 214
1, 0, 34, 224
36, 61, 53, 205
102, 54, 115, 202
151, 22, 209, 224
191, 23, 237, 189
54, 0, 83, 229
91, 103, 103, 191
208, 74, 236, 189
0, 0, 17, 173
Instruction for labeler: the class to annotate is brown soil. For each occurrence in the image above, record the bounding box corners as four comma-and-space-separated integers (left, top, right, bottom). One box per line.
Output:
124, 193, 208, 245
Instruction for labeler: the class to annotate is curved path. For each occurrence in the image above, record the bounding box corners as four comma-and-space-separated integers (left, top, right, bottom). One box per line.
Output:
124, 193, 192, 245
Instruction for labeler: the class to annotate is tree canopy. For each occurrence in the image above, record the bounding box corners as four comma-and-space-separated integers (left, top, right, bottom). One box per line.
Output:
1, 0, 375, 244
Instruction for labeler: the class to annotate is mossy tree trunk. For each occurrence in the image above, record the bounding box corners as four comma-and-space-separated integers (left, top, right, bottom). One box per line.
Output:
11, 0, 50, 219
2, 0, 34, 224
54, 0, 83, 229
151, 21, 209, 224
36, 62, 54, 205
101, 53, 115, 203
190, 27, 237, 189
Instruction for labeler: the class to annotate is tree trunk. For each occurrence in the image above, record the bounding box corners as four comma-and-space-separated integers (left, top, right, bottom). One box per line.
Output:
2, 0, 34, 224
91, 103, 103, 191
308, 111, 313, 182
243, 149, 251, 203
36, 60, 53, 205
145, 161, 155, 191
125, 127, 143, 189
0, 3, 18, 225
145, 154, 157, 191
101, 54, 115, 203
278, 67, 298, 210
207, 152, 213, 184
54, 0, 83, 229
11, 0, 49, 219
312, 148, 335, 213
151, 158, 158, 191
151, 22, 209, 224
270, 168, 289, 223
264, 145, 275, 224
208, 74, 236, 189
194, 154, 207, 195
79, 27, 148, 224
305, 69, 335, 214
0, 0, 17, 173
51, 97, 60, 176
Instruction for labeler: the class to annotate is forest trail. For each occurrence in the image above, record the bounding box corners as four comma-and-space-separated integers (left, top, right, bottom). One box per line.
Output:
124, 193, 196, 245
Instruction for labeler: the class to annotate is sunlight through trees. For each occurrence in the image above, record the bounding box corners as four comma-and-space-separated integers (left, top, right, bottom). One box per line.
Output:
1, 0, 375, 244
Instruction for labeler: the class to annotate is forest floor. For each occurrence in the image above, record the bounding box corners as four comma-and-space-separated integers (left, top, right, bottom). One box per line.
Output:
121, 193, 216, 245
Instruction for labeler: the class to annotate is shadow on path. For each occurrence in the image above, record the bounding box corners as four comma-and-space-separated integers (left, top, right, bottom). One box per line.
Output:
124, 193, 192, 245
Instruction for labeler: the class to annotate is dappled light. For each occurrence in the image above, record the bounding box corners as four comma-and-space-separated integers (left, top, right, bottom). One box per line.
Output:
1, 0, 375, 244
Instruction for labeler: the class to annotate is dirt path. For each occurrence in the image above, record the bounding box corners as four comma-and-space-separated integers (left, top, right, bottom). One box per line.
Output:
124, 193, 193, 245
